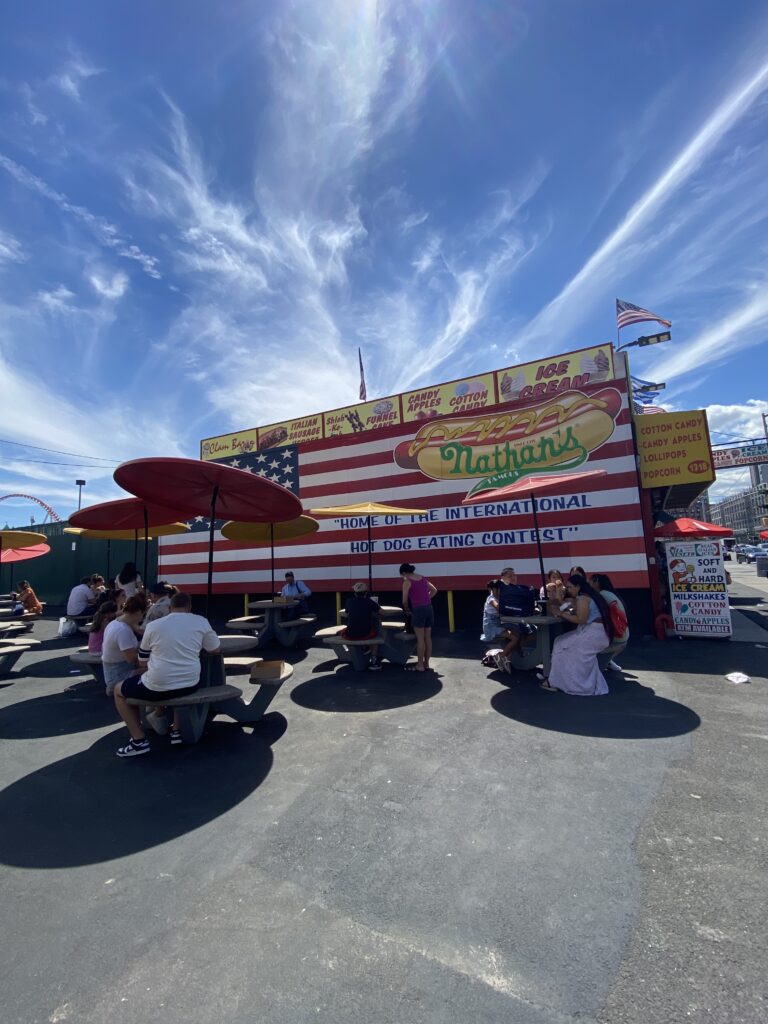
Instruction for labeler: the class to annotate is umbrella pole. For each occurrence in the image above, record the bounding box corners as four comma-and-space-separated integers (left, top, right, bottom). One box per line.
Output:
206, 485, 220, 617
367, 516, 372, 591
143, 506, 149, 588
270, 523, 275, 597
133, 529, 138, 565
530, 492, 547, 594
106, 540, 111, 583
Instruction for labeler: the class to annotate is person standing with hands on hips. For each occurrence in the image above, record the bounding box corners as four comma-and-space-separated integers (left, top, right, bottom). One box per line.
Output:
400, 563, 437, 673
280, 571, 311, 615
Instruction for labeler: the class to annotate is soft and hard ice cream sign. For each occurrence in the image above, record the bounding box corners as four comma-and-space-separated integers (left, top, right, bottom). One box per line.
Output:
665, 540, 732, 637
498, 346, 613, 403
394, 387, 622, 497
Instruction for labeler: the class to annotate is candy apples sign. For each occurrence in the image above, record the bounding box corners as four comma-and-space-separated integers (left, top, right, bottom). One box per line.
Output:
393, 389, 621, 497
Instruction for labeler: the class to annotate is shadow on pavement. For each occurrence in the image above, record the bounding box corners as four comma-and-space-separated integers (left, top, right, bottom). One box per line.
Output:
491, 676, 700, 739
291, 668, 442, 712
0, 689, 117, 738
0, 713, 286, 868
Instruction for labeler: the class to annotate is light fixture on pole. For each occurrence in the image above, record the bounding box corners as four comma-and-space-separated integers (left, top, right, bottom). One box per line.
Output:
617, 330, 671, 352
75, 479, 86, 510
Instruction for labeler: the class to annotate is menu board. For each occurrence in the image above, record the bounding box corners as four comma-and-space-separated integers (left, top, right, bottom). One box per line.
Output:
402, 373, 496, 422
324, 397, 401, 437
496, 345, 614, 403
636, 411, 714, 488
257, 415, 323, 449
664, 540, 732, 637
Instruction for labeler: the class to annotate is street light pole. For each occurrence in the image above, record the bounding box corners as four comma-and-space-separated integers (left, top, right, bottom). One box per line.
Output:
617, 330, 672, 352
75, 479, 86, 510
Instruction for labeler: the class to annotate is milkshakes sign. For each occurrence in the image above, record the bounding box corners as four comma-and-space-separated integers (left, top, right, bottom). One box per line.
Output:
665, 540, 732, 638
394, 388, 622, 497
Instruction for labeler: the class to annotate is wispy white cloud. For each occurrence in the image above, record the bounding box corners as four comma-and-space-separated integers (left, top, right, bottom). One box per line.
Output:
0, 154, 161, 278
36, 284, 77, 313
87, 269, 128, 300
517, 54, 768, 348
653, 288, 768, 382
0, 228, 26, 263
52, 55, 103, 101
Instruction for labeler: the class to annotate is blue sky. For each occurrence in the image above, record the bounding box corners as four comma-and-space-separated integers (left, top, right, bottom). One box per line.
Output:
1, 0, 767, 526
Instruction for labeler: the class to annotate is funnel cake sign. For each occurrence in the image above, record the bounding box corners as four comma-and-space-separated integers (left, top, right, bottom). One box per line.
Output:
394, 388, 622, 498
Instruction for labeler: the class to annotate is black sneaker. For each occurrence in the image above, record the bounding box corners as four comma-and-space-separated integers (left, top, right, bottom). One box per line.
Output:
368, 659, 382, 672
116, 738, 150, 759
170, 729, 183, 746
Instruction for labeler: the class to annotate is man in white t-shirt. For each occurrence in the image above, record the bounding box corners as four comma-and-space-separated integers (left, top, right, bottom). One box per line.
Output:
112, 591, 220, 758
66, 576, 98, 617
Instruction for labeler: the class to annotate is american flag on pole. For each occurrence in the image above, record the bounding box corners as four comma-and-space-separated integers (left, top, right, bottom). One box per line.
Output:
616, 298, 672, 331
358, 348, 367, 402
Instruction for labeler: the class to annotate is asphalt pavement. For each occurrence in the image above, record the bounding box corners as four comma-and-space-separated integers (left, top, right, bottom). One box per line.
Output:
0, 579, 766, 1024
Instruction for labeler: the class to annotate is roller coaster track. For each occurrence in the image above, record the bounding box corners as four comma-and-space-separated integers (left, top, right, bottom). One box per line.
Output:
0, 493, 62, 523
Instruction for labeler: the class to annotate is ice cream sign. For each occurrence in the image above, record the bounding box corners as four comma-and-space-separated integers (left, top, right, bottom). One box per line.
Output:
498, 346, 613, 403
394, 388, 622, 497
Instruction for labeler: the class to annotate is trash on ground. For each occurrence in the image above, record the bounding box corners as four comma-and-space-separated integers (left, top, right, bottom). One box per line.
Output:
725, 672, 750, 685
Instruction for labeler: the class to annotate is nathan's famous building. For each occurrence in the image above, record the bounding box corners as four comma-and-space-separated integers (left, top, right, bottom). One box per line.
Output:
160, 344, 714, 627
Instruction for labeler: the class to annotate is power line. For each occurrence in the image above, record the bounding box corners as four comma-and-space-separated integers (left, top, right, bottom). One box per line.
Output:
0, 437, 119, 463
0, 456, 119, 467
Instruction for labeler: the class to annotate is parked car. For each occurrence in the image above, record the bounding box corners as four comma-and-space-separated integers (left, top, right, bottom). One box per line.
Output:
738, 547, 764, 563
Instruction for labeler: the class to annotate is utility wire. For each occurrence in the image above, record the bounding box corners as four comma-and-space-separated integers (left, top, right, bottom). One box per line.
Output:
0, 437, 119, 463
0, 456, 119, 467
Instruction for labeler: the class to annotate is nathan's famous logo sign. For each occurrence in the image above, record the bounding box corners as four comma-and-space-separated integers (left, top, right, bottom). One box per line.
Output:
394, 389, 621, 497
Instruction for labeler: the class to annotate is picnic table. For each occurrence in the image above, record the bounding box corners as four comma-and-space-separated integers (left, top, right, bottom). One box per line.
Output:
246, 599, 317, 648
499, 613, 559, 675
125, 648, 292, 743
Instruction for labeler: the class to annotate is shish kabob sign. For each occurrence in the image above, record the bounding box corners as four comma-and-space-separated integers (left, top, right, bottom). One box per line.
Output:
393, 388, 622, 498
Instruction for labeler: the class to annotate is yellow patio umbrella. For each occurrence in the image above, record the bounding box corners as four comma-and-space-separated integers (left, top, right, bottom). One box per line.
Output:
309, 502, 426, 589
221, 515, 319, 594
64, 523, 190, 580
0, 530, 48, 593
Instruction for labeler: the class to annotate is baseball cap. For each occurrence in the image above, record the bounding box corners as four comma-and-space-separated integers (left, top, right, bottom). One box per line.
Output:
353, 582, 367, 594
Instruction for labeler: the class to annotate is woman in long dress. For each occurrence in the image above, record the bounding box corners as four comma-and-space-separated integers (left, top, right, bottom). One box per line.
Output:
540, 574, 614, 695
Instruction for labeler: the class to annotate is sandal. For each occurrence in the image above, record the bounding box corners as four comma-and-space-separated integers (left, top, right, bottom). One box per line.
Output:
404, 665, 425, 673
539, 681, 558, 692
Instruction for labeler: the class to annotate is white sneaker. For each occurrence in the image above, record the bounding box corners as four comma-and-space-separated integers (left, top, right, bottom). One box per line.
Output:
607, 660, 622, 672
145, 709, 169, 735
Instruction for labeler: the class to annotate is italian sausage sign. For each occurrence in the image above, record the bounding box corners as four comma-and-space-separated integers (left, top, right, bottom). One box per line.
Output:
665, 540, 732, 637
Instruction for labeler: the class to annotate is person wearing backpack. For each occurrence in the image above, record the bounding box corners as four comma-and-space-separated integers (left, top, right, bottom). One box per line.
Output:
590, 573, 629, 673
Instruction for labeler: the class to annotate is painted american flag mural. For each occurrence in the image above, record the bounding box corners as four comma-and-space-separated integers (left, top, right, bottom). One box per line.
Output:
159, 374, 650, 594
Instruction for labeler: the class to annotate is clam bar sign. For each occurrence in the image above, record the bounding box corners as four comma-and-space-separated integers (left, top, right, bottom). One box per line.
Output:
664, 540, 732, 638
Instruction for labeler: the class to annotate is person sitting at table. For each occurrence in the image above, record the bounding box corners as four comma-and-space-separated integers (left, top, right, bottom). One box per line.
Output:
144, 581, 177, 623
539, 574, 614, 695
115, 562, 143, 608
14, 580, 43, 615
87, 601, 118, 654
343, 582, 382, 671
590, 573, 629, 673
112, 591, 221, 758
481, 579, 504, 641
280, 571, 311, 615
569, 565, 586, 579
540, 569, 565, 608
101, 595, 145, 697
66, 576, 99, 617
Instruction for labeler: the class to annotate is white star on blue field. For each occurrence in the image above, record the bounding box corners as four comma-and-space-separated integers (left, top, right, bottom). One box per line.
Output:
1, 1, 767, 524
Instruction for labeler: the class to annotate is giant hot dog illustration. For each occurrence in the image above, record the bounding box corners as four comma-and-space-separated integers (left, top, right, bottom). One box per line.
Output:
393, 388, 622, 497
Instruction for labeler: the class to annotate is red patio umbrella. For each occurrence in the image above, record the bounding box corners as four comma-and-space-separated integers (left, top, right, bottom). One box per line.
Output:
462, 470, 608, 592
70, 497, 195, 590
760, 530, 768, 540
0, 531, 49, 594
0, 543, 50, 563
114, 457, 301, 611
654, 518, 733, 539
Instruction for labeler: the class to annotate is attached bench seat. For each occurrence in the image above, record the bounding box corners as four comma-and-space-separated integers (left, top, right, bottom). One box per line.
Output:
0, 644, 32, 677
126, 684, 244, 744
225, 615, 266, 633
69, 647, 108, 688
318, 626, 384, 670
274, 613, 317, 648
224, 655, 262, 675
